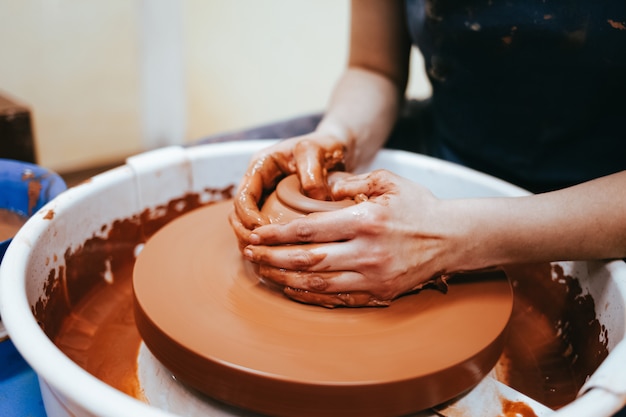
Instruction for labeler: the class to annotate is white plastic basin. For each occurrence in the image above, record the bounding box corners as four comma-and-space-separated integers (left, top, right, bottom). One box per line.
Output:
1, 140, 626, 417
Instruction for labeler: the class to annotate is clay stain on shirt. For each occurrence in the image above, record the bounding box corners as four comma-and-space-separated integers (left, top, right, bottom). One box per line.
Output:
607, 19, 626, 30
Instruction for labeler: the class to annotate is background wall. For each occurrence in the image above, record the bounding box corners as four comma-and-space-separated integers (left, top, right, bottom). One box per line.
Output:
0, 1, 141, 172
0, 1, 431, 173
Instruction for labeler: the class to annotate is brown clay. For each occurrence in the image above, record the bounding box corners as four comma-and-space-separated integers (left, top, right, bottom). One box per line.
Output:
499, 400, 539, 417
0, 208, 27, 241
133, 197, 513, 417
262, 172, 355, 223
51, 192, 220, 399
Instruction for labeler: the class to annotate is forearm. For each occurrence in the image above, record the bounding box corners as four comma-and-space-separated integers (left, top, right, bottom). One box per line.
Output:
444, 171, 626, 270
316, 67, 403, 171
314, 0, 411, 171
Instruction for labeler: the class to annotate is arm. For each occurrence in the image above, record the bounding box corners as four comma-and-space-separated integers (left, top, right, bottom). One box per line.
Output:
315, 0, 412, 172
243, 170, 626, 307
231, 0, 412, 232
444, 170, 626, 269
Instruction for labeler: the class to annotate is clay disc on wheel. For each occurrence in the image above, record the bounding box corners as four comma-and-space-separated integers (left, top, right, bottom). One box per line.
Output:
133, 201, 513, 417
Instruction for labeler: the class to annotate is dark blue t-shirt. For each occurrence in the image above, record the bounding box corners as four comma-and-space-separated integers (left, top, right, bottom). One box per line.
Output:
405, 0, 626, 192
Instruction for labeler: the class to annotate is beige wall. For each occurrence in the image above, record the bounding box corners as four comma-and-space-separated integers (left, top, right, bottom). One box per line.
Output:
183, 1, 350, 141
0, 1, 430, 173
0, 0, 142, 172
185, 1, 431, 141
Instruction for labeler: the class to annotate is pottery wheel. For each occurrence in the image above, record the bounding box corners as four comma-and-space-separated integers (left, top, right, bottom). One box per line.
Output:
133, 200, 513, 417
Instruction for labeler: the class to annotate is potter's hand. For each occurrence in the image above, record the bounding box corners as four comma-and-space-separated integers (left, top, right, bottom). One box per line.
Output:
242, 170, 453, 308
231, 134, 347, 247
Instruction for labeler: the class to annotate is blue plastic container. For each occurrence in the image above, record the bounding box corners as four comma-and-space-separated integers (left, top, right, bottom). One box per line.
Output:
0, 158, 67, 261
0, 159, 65, 417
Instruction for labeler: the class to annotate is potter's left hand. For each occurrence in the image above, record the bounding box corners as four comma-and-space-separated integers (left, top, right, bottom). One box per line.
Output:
242, 169, 457, 307
229, 134, 348, 252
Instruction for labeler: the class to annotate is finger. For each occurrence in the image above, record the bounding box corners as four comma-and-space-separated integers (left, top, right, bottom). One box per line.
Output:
257, 265, 364, 292
331, 170, 396, 200
244, 240, 367, 272
294, 140, 331, 200
293, 140, 347, 200
244, 242, 327, 270
250, 205, 370, 245
234, 153, 294, 229
228, 210, 254, 250
248, 153, 291, 190
283, 287, 390, 308
234, 173, 269, 229
320, 141, 347, 172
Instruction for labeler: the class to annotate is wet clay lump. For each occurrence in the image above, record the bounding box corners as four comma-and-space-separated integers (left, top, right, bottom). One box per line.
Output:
261, 173, 355, 223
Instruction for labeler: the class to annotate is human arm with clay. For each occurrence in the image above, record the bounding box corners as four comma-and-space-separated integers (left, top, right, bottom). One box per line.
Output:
242, 169, 626, 307
231, 0, 626, 308
229, 0, 411, 246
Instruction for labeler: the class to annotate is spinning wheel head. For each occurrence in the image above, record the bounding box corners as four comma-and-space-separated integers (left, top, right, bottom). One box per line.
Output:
133, 199, 513, 417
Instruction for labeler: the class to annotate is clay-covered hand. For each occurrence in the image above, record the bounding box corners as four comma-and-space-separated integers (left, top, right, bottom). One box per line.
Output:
242, 169, 456, 307
230, 133, 347, 248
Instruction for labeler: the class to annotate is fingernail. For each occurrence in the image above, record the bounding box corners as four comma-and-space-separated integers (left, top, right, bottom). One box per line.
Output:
249, 233, 260, 244
243, 248, 253, 259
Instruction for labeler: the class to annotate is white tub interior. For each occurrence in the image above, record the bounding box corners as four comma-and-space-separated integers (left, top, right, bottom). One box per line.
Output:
1, 140, 626, 417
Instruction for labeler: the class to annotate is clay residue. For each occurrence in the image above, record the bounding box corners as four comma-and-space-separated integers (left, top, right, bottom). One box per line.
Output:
20, 169, 43, 216
54, 261, 143, 399
607, 19, 626, 30
497, 263, 609, 409
499, 399, 538, 417
34, 186, 233, 397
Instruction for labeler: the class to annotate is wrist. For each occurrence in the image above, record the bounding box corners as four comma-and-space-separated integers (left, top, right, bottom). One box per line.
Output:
315, 118, 352, 145
314, 118, 357, 170
436, 198, 503, 273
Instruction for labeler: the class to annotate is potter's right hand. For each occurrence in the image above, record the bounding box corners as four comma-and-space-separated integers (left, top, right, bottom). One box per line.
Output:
241, 170, 457, 307
231, 133, 348, 245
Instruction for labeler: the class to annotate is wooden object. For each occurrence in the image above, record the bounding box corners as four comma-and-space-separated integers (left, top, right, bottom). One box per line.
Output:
0, 92, 36, 163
